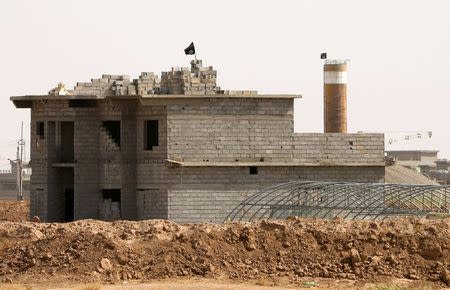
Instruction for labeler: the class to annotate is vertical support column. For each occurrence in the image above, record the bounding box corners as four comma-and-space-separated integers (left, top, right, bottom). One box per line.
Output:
324, 60, 348, 133
74, 115, 101, 220
120, 100, 138, 220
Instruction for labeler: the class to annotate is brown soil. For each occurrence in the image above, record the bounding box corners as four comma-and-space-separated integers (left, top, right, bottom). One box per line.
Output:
0, 201, 449, 288
0, 200, 29, 222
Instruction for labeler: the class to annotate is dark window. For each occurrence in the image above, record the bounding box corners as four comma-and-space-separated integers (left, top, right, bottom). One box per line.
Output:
249, 166, 258, 175
60, 122, 74, 162
36, 122, 44, 139
144, 120, 159, 150
102, 121, 121, 147
69, 99, 97, 108
102, 189, 121, 202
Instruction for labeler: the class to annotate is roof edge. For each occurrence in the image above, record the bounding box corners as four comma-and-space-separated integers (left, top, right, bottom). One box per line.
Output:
10, 93, 301, 102
166, 159, 385, 167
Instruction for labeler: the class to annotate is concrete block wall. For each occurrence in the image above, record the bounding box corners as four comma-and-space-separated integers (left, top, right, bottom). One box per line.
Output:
137, 188, 168, 219
29, 100, 125, 221
166, 98, 384, 165
71, 74, 135, 96
29, 99, 158, 221
157, 97, 385, 223
30, 101, 71, 220
289, 133, 384, 165
29, 118, 47, 219
135, 105, 168, 219
134, 159, 384, 222
98, 100, 123, 190
135, 72, 160, 95
165, 166, 385, 223
135, 105, 168, 159
160, 60, 220, 95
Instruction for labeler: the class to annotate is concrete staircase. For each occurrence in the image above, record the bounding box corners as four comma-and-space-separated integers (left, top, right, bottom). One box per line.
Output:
100, 127, 120, 152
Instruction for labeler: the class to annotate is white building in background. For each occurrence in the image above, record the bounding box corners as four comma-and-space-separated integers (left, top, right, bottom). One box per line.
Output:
384, 131, 439, 170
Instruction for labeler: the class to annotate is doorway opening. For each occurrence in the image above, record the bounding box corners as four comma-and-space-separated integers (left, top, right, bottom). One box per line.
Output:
48, 167, 74, 222
61, 121, 74, 162
100, 189, 121, 220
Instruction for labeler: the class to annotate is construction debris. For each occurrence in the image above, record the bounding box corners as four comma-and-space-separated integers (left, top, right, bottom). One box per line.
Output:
48, 82, 70, 96
67, 60, 257, 97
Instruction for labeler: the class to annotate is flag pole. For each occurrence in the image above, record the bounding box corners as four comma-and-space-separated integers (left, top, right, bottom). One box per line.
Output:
195, 42, 197, 60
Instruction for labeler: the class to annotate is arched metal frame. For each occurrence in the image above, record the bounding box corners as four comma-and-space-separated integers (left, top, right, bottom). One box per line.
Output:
225, 181, 450, 222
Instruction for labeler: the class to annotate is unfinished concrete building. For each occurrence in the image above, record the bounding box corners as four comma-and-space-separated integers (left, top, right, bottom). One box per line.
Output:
11, 60, 385, 223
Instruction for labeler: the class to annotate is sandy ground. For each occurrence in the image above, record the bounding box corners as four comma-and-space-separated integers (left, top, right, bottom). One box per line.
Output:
2, 277, 445, 290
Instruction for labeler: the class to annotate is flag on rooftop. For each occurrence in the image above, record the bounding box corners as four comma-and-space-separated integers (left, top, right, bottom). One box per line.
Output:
184, 42, 195, 55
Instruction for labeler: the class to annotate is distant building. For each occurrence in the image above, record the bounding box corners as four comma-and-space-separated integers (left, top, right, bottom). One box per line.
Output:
436, 159, 450, 171
426, 159, 450, 185
386, 150, 438, 169
382, 132, 450, 185
0, 161, 30, 200
384, 131, 438, 170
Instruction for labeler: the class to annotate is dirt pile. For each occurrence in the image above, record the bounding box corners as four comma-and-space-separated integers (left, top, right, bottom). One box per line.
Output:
0, 200, 29, 222
0, 217, 449, 286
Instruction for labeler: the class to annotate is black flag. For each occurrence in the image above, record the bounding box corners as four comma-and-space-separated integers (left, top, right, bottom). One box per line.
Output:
184, 42, 195, 55
320, 52, 327, 59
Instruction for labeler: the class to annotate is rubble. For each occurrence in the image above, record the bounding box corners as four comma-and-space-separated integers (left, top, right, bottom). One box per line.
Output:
48, 82, 71, 96
69, 59, 234, 97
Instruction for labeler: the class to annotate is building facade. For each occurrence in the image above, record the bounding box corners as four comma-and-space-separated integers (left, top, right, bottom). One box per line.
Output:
386, 150, 439, 168
425, 159, 450, 185
11, 60, 385, 223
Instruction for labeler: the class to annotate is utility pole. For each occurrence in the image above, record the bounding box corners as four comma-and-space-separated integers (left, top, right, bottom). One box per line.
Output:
16, 122, 25, 201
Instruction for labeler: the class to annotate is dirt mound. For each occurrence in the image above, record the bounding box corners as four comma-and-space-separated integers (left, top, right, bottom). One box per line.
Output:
0, 218, 449, 286
0, 200, 29, 222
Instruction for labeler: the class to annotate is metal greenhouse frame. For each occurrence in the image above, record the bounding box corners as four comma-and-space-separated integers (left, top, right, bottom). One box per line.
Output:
225, 181, 450, 222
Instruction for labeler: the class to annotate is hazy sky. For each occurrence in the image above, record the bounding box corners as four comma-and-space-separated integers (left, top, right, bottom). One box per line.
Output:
1, 0, 449, 168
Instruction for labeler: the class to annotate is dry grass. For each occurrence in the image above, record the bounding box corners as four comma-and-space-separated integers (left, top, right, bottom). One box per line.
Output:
0, 285, 28, 290
76, 283, 103, 290
373, 281, 438, 290
373, 283, 404, 290
254, 278, 273, 286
